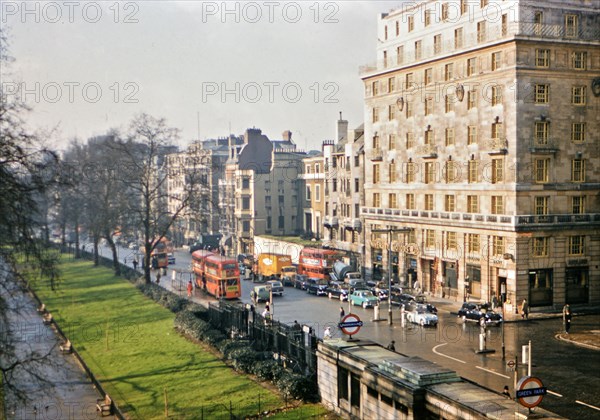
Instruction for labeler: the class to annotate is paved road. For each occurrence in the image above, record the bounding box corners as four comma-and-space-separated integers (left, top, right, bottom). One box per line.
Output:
103, 245, 600, 419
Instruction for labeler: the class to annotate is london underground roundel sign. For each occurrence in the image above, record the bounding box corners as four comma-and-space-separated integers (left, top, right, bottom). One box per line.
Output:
339, 314, 363, 336
516, 376, 547, 409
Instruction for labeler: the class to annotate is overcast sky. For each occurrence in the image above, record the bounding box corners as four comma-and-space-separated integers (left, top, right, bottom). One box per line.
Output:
2, 1, 405, 151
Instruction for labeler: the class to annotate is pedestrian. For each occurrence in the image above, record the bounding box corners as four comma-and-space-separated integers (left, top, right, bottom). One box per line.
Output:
520, 298, 529, 320
563, 304, 572, 334
265, 303, 270, 313
187, 280, 193, 297
156, 271, 161, 284
132, 258, 138, 271
502, 385, 511, 399
339, 306, 345, 320
387, 340, 396, 351
324, 327, 332, 339
492, 295, 499, 311
123, 257, 127, 265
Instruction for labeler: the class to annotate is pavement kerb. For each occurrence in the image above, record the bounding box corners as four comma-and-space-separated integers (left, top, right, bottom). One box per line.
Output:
555, 333, 600, 351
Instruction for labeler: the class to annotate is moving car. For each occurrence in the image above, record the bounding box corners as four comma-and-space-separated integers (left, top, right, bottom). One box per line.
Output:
293, 274, 308, 290
405, 304, 438, 326
349, 290, 379, 308
458, 302, 503, 326
306, 278, 328, 296
390, 293, 416, 307
251, 285, 270, 303
266, 280, 284, 296
326, 281, 350, 301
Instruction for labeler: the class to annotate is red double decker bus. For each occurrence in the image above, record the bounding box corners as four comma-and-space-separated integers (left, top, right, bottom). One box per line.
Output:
203, 255, 241, 299
191, 250, 215, 289
297, 248, 340, 280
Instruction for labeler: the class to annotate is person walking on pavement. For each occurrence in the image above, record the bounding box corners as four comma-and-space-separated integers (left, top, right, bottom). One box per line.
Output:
520, 298, 529, 320
156, 271, 161, 284
187, 280, 193, 297
324, 327, 332, 339
502, 385, 511, 399
339, 306, 345, 320
133, 258, 138, 271
563, 304, 572, 334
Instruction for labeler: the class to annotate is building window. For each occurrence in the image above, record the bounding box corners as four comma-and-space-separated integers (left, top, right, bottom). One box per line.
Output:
388, 104, 396, 120
444, 63, 454, 81
406, 193, 415, 210
388, 76, 395, 92
565, 14, 578, 38
447, 231, 457, 250
442, 3, 449, 21
445, 128, 455, 146
397, 45, 404, 64
468, 126, 478, 145
372, 134, 380, 149
445, 161, 459, 183
571, 159, 585, 182
502, 14, 508, 36
568, 236, 584, 255
315, 184, 321, 201
536, 49, 550, 67
467, 195, 479, 213
395, 20, 400, 36
535, 196, 549, 215
572, 51, 587, 70
306, 185, 311, 200
389, 163, 396, 183
406, 162, 416, 183
468, 159, 478, 183
408, 15, 414, 32
372, 80, 379, 96
491, 158, 503, 183
491, 196, 504, 214
425, 97, 433, 115
571, 86, 586, 105
388, 134, 396, 150
445, 95, 454, 113
534, 158, 549, 183
424, 129, 434, 145
468, 234, 480, 253
480, 0, 488, 7
424, 68, 432, 85
372, 107, 379, 122
477, 21, 486, 43
571, 123, 585, 143
424, 194, 434, 211
405, 133, 415, 149
434, 34, 442, 54
535, 84, 549, 104
373, 192, 381, 207
384, 25, 388, 41
491, 86, 502, 106
425, 230, 436, 248
243, 220, 251, 232
445, 194, 455, 212
373, 164, 380, 184
535, 121, 549, 145
415, 40, 422, 60
572, 196, 585, 214
455, 27, 463, 48
461, 0, 468, 14
405, 101, 413, 118
491, 122, 503, 139
467, 58, 476, 76
405, 72, 413, 87
242, 197, 250, 210
425, 10, 432, 27
532, 237, 548, 257
389, 193, 397, 209
493, 236, 505, 256
491, 52, 501, 70
425, 162, 435, 184
354, 178, 359, 193
467, 90, 477, 109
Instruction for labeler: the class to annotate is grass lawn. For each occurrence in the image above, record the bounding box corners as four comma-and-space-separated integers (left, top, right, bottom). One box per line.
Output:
31, 257, 284, 419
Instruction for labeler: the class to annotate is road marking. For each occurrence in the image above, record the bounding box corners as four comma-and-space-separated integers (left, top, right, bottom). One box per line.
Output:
547, 390, 562, 397
576, 400, 600, 411
475, 365, 510, 379
432, 343, 466, 364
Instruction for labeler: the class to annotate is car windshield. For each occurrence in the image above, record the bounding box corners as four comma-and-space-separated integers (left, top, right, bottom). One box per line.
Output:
362, 291, 374, 297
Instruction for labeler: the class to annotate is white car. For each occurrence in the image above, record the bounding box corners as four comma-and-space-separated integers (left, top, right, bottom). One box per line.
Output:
405, 304, 438, 326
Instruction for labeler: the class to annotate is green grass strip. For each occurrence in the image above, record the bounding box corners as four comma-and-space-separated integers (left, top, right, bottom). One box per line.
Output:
30, 257, 283, 419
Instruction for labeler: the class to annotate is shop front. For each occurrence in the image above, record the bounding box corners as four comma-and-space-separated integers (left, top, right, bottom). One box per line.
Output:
565, 265, 589, 304
528, 268, 553, 307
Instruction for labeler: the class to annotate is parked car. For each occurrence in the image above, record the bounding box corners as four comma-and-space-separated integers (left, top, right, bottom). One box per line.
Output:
390, 293, 416, 307
349, 290, 379, 308
266, 280, 284, 296
458, 302, 503, 326
326, 281, 350, 301
405, 304, 438, 326
293, 274, 308, 290
348, 280, 369, 292
251, 285, 270, 303
375, 289, 389, 301
306, 278, 328, 296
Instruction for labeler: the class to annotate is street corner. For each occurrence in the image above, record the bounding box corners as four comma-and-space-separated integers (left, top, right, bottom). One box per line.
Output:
555, 330, 600, 351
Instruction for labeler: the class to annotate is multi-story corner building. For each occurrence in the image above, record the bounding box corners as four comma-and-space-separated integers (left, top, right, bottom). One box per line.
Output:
301, 151, 326, 240
322, 117, 366, 271
361, 0, 599, 308
221, 128, 306, 256
166, 137, 238, 245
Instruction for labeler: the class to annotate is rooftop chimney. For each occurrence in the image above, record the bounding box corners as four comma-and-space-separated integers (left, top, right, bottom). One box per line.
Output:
282, 130, 292, 142
336, 112, 348, 144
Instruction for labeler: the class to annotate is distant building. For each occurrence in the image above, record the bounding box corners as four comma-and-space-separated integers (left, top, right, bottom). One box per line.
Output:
301, 151, 325, 240
361, 0, 599, 307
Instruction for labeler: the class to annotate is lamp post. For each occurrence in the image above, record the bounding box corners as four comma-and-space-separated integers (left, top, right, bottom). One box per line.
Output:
372, 227, 413, 325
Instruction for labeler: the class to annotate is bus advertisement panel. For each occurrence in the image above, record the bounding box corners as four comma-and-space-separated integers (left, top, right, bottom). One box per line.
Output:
204, 255, 241, 299
297, 248, 340, 280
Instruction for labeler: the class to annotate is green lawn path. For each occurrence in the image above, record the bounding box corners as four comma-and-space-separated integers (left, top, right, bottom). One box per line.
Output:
32, 258, 285, 419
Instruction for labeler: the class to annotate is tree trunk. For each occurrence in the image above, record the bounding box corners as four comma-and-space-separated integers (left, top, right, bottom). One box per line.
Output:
93, 237, 99, 266
105, 233, 121, 276
74, 219, 81, 259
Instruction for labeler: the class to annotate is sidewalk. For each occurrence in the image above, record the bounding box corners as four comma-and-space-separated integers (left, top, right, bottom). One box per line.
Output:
424, 292, 600, 350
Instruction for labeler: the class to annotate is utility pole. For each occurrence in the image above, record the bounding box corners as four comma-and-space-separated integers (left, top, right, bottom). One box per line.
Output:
371, 227, 413, 325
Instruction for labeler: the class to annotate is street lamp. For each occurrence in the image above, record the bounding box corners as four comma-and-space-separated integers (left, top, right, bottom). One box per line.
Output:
372, 227, 413, 325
